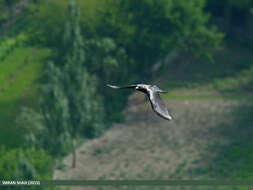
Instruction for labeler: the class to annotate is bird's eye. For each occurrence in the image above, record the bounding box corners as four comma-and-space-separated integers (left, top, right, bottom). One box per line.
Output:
135, 86, 139, 90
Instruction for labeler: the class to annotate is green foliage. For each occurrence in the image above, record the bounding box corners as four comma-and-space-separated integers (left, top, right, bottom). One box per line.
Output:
0, 38, 15, 60
24, 0, 224, 124
186, 104, 253, 190
17, 1, 105, 159
27, 0, 223, 64
15, 62, 73, 156
0, 0, 20, 27
27, 0, 68, 46
0, 0, 5, 9
84, 37, 129, 123
26, 0, 106, 46
206, 0, 253, 43
214, 66, 253, 92
0, 47, 30, 89
98, 0, 223, 72
37, 62, 73, 157
84, 38, 128, 83
0, 47, 51, 148
16, 107, 46, 148
0, 13, 9, 26
56, 0, 84, 66
0, 146, 55, 190
0, 34, 29, 61
0, 0, 20, 8
225, 0, 253, 9
56, 0, 105, 139
17, 106, 72, 158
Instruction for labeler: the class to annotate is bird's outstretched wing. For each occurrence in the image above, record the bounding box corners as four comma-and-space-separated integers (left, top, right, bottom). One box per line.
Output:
147, 90, 172, 121
151, 85, 168, 93
107, 84, 137, 89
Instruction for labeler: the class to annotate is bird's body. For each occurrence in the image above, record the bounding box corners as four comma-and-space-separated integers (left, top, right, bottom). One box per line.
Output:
107, 84, 172, 121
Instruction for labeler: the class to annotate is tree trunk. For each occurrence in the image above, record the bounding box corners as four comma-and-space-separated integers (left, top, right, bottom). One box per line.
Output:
72, 139, 76, 168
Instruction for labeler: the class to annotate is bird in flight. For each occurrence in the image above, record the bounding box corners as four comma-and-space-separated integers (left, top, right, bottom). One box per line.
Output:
107, 84, 172, 121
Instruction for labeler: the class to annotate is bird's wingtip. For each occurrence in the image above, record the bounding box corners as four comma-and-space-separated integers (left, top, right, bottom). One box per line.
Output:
107, 84, 118, 89
166, 115, 173, 121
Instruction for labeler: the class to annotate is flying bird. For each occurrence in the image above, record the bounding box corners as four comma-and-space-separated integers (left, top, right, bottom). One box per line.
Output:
107, 84, 172, 121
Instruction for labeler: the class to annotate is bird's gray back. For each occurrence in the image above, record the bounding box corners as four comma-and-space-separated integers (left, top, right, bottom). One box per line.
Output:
150, 85, 163, 92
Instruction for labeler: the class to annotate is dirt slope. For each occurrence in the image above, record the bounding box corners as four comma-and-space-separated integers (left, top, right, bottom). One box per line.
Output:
53, 89, 246, 190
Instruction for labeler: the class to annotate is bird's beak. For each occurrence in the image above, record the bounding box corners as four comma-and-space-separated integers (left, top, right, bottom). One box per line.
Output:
159, 90, 168, 93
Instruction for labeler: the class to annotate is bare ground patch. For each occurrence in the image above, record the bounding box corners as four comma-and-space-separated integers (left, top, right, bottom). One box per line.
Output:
54, 90, 247, 190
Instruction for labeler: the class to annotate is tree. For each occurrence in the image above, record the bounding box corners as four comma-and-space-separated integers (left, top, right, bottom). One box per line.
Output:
4, 0, 18, 19
84, 37, 130, 123
25, 0, 224, 126
206, 0, 253, 35
18, 0, 226, 138
27, 0, 69, 46
97, 0, 223, 72
17, 64, 72, 158
225, 0, 253, 9
0, 146, 56, 190
60, 0, 104, 167
18, 0, 104, 168
40, 62, 72, 157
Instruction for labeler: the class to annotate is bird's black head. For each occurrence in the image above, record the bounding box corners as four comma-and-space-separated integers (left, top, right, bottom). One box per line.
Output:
135, 85, 148, 93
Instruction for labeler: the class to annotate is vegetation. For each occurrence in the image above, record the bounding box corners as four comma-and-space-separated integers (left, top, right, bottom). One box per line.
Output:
0, 0, 252, 188
0, 46, 51, 147
17, 1, 105, 169
0, 146, 57, 190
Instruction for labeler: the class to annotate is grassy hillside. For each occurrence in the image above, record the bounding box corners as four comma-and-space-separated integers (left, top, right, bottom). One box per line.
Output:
157, 42, 253, 93
54, 88, 253, 190
0, 43, 51, 148
54, 42, 253, 190
0, 0, 252, 189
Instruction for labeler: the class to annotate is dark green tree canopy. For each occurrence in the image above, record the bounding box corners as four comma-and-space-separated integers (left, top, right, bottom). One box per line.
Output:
97, 0, 223, 70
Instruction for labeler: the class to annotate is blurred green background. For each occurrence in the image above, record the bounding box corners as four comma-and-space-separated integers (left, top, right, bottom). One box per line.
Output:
0, 0, 252, 189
